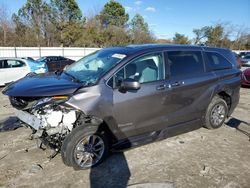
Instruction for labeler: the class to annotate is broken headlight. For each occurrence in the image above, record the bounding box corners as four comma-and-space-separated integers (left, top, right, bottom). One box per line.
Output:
32, 96, 69, 109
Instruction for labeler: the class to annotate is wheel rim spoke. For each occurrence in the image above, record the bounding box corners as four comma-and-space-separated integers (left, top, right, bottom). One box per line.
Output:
81, 156, 90, 166
211, 103, 226, 126
74, 134, 105, 168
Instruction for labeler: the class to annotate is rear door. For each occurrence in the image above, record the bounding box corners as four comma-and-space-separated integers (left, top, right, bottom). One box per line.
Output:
165, 50, 217, 126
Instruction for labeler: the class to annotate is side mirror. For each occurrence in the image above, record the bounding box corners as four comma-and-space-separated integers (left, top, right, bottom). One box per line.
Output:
119, 78, 140, 93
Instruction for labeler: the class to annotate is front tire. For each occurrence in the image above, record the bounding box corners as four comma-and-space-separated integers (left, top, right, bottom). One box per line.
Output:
61, 126, 109, 170
204, 95, 228, 129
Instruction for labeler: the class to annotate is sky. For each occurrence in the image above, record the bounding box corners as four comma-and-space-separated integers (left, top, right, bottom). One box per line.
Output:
1, 0, 250, 40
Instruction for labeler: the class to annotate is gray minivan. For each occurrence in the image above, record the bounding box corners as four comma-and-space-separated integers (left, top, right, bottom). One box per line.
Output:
3, 44, 241, 170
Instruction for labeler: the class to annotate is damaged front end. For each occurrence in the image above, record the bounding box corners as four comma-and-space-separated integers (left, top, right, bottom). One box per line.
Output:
11, 95, 80, 157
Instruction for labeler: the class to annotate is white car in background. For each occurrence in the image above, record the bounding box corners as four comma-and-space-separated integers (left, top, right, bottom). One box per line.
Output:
0, 58, 48, 86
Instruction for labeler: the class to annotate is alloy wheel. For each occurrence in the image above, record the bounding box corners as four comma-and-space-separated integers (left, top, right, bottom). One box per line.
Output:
74, 134, 105, 168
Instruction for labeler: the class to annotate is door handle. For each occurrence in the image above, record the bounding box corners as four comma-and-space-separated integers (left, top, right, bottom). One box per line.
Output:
156, 85, 166, 90
156, 84, 171, 90
171, 81, 184, 87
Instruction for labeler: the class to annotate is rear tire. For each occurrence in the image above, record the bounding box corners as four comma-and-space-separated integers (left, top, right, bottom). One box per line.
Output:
61, 125, 109, 170
204, 95, 228, 129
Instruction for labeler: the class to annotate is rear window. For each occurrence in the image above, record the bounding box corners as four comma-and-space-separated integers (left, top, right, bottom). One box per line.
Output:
205, 52, 232, 70
167, 51, 204, 78
58, 57, 67, 61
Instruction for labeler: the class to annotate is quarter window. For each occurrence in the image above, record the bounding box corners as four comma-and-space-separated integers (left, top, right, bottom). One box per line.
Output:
205, 52, 232, 70
167, 51, 204, 78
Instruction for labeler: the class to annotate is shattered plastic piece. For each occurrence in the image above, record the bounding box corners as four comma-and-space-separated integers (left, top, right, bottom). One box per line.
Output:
29, 164, 43, 174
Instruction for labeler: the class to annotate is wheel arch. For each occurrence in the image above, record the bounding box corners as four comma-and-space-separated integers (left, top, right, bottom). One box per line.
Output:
211, 85, 232, 114
74, 112, 120, 146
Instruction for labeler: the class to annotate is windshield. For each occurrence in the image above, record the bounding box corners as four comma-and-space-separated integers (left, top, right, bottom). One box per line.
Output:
64, 50, 126, 85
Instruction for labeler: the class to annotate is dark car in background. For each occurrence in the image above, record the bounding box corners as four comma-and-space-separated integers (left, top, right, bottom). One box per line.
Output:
240, 54, 250, 67
37, 56, 75, 72
3, 44, 241, 170
239, 51, 250, 58
241, 68, 250, 87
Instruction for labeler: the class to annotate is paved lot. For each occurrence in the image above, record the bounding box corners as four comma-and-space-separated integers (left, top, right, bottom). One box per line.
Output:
0, 86, 249, 188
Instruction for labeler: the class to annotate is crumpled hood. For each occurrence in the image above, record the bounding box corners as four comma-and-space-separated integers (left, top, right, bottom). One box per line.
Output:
2, 73, 82, 97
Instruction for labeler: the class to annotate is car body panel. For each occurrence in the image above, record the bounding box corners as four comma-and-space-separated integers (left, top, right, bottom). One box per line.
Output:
0, 64, 29, 86
2, 73, 82, 97
2, 44, 241, 151
37, 56, 75, 72
241, 68, 250, 86
241, 54, 250, 67
27, 60, 48, 73
0, 58, 48, 86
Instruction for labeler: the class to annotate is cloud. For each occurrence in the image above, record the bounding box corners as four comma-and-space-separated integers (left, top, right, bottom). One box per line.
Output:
134, 1, 142, 6
125, 6, 133, 12
145, 7, 156, 12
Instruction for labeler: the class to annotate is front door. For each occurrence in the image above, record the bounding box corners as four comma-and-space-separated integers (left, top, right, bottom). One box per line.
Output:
111, 52, 171, 137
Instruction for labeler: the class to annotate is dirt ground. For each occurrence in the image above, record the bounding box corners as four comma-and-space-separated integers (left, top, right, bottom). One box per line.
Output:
0, 85, 249, 188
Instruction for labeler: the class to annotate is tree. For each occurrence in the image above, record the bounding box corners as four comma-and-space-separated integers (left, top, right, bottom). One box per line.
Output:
75, 17, 105, 47
103, 26, 130, 46
130, 14, 149, 33
172, 33, 191, 44
156, 38, 172, 44
205, 24, 224, 47
13, 0, 51, 46
0, 4, 14, 46
50, 0, 84, 46
233, 33, 250, 50
193, 26, 210, 44
99, 0, 129, 27
129, 14, 155, 44
193, 23, 237, 48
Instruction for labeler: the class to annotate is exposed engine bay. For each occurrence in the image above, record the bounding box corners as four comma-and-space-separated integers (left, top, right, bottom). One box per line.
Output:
10, 96, 80, 157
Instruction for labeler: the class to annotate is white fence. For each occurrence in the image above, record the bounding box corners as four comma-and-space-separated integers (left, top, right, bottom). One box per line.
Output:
0, 47, 101, 61
1, 47, 249, 60
233, 50, 250, 54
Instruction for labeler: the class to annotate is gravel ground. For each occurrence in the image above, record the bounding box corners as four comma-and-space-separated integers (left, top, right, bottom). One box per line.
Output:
0, 86, 249, 188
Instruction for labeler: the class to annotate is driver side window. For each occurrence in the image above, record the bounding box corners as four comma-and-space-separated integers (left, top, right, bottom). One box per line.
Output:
108, 52, 164, 88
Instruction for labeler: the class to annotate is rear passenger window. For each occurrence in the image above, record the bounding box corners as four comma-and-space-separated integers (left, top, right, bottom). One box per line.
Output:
7, 60, 26, 68
206, 52, 232, 70
167, 51, 204, 78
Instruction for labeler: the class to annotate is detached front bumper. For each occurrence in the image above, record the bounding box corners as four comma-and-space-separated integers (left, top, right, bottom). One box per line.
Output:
15, 110, 42, 130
